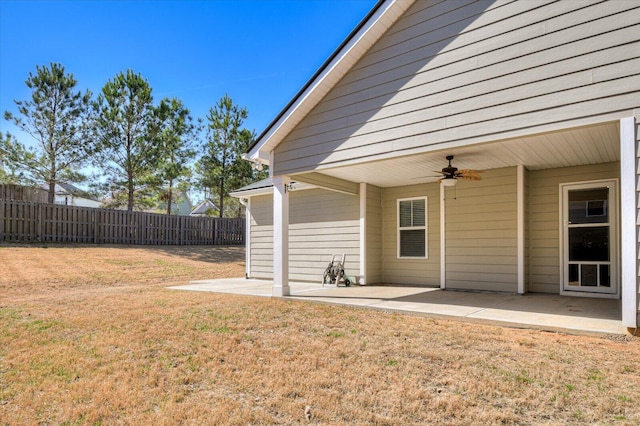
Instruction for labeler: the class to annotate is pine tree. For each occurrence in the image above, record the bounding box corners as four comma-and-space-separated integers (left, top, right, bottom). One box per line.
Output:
198, 94, 248, 218
93, 70, 162, 211
1, 63, 94, 202
156, 98, 197, 215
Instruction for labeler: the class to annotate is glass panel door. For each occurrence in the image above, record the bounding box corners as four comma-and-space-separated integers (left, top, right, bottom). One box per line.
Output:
562, 181, 617, 295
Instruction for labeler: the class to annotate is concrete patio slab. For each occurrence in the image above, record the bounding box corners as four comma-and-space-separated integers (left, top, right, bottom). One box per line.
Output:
168, 278, 627, 335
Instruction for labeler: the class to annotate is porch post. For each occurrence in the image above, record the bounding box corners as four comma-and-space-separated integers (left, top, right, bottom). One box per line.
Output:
517, 165, 526, 294
272, 176, 291, 297
359, 182, 367, 285
620, 117, 638, 328
440, 182, 446, 289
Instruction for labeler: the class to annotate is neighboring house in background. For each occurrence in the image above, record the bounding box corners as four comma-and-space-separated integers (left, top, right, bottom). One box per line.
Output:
190, 199, 218, 217
42, 182, 101, 208
157, 191, 193, 216
234, 0, 640, 329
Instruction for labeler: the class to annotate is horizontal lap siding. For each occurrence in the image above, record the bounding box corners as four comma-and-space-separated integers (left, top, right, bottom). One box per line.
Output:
381, 183, 440, 285
273, 0, 640, 174
528, 162, 619, 293
444, 168, 517, 292
248, 189, 360, 282
248, 195, 273, 278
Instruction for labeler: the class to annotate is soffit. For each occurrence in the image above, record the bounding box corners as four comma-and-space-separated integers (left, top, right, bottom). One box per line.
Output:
313, 122, 620, 187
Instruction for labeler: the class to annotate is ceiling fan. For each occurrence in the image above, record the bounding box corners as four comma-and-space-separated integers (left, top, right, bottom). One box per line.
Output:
436, 155, 482, 187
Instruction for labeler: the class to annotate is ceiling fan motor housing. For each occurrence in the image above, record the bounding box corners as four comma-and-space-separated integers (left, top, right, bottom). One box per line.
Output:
442, 155, 458, 177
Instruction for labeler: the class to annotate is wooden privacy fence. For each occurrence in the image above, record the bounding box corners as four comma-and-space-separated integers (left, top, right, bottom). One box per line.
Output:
0, 200, 244, 245
0, 184, 48, 203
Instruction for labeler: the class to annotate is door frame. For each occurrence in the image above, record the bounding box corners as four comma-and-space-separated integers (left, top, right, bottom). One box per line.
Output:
559, 178, 620, 299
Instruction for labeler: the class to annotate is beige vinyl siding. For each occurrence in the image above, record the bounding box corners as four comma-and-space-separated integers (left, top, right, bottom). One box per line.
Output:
527, 162, 619, 293
248, 189, 360, 282
445, 167, 518, 292
273, 0, 640, 175
366, 184, 383, 284
381, 183, 440, 286
248, 195, 274, 279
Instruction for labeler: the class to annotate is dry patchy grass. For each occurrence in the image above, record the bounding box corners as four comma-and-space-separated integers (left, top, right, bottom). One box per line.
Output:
1, 243, 639, 425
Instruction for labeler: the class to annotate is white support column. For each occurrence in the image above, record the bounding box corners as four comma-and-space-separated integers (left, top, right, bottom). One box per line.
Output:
620, 117, 638, 328
440, 182, 446, 289
359, 182, 367, 285
517, 165, 526, 294
272, 176, 291, 297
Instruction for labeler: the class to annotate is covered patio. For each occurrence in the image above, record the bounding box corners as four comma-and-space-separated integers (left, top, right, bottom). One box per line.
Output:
238, 0, 640, 333
169, 278, 627, 336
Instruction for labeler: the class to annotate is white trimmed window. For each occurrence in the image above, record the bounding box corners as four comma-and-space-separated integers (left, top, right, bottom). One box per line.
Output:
397, 197, 427, 258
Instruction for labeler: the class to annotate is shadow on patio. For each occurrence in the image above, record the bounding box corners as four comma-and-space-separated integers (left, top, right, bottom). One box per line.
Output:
169, 278, 625, 336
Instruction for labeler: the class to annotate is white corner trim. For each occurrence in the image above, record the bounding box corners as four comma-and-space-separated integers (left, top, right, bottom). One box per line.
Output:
360, 182, 367, 285
517, 165, 525, 294
440, 182, 446, 289
620, 116, 637, 328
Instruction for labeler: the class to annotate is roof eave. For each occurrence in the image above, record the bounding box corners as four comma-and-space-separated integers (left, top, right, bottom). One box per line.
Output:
246, 0, 414, 164
230, 181, 316, 199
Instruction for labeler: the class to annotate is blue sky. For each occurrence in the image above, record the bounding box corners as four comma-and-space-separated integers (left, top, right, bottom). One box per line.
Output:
0, 0, 376, 142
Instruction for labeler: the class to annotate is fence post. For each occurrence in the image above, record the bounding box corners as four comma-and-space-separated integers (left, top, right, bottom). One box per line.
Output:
93, 209, 97, 243
36, 202, 41, 242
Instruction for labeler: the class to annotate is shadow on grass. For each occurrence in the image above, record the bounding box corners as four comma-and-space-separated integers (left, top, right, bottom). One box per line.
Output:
0, 241, 246, 264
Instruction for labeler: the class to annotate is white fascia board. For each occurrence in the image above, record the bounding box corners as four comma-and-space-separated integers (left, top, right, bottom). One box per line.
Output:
229, 182, 317, 199
229, 187, 274, 198
247, 0, 413, 162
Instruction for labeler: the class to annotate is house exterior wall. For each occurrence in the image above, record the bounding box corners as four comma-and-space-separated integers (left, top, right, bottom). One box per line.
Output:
272, 0, 640, 175
247, 163, 622, 292
54, 194, 101, 208
381, 182, 440, 286
444, 167, 518, 292
247, 194, 273, 279
248, 188, 360, 282
528, 162, 619, 293
379, 168, 519, 290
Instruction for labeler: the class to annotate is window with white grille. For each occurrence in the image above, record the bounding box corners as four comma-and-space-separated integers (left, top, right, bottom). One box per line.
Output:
397, 197, 427, 258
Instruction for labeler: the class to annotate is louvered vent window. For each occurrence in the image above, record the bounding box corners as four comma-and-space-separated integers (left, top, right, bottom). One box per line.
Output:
397, 197, 427, 258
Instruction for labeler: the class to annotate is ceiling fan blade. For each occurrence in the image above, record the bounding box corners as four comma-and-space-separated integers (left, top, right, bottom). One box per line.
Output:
455, 169, 483, 181
413, 174, 445, 179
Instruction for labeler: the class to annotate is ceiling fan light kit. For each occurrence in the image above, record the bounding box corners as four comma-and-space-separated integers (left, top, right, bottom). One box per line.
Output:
441, 177, 457, 187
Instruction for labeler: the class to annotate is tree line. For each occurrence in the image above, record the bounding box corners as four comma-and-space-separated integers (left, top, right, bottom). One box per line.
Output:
0, 63, 267, 217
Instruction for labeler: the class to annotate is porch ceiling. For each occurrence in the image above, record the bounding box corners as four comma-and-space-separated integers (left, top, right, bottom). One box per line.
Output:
313, 122, 620, 188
